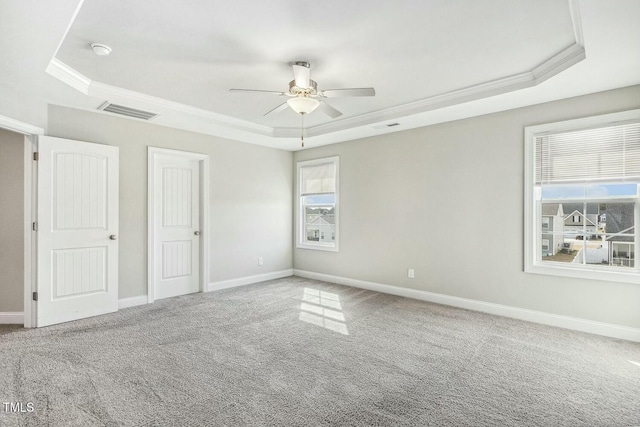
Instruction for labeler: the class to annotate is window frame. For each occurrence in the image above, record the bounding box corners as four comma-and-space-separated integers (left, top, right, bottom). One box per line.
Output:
296, 156, 339, 252
524, 109, 640, 284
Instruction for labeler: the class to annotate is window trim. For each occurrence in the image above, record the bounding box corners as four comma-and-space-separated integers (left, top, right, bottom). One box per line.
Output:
296, 156, 339, 252
524, 109, 640, 284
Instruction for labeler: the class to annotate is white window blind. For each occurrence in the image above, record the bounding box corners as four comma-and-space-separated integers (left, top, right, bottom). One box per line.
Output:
300, 162, 336, 196
535, 122, 640, 184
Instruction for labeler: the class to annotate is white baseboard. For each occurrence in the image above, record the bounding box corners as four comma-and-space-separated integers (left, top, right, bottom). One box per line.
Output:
293, 269, 640, 343
0, 312, 24, 325
118, 295, 149, 310
118, 269, 295, 309
209, 269, 294, 292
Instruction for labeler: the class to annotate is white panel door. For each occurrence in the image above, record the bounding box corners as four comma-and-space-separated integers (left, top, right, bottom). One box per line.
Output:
153, 154, 200, 300
37, 136, 119, 327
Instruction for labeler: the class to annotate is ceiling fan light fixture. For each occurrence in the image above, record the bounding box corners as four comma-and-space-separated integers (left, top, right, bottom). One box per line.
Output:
287, 96, 319, 115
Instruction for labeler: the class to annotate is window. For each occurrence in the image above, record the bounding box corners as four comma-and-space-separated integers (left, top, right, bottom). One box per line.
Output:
297, 156, 339, 251
542, 239, 550, 252
542, 217, 550, 230
524, 109, 640, 283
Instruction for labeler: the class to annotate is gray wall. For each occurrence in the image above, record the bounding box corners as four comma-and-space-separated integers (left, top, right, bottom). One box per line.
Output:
48, 105, 292, 299
293, 85, 640, 329
0, 128, 25, 312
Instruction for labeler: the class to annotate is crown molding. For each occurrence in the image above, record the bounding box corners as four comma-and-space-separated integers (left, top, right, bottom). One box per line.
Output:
45, 0, 586, 145
568, 0, 584, 45
49, 0, 86, 60
46, 58, 276, 142
306, 43, 585, 137
531, 43, 586, 85
47, 40, 586, 143
0, 114, 44, 135
46, 58, 91, 95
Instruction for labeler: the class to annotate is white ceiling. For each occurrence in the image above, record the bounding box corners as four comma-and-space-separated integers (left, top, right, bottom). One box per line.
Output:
1, 0, 639, 151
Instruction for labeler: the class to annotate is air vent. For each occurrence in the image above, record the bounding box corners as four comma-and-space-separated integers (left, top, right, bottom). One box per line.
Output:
373, 122, 401, 129
98, 102, 158, 120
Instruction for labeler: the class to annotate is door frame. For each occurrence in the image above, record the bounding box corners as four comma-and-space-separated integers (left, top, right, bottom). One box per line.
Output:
147, 147, 209, 303
24, 135, 37, 327
0, 114, 43, 328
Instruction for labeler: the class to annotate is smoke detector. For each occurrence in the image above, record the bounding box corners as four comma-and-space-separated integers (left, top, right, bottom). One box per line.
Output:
90, 43, 111, 56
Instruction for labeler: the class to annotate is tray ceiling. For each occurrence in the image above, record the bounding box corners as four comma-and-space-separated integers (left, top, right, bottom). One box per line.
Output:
2, 0, 640, 150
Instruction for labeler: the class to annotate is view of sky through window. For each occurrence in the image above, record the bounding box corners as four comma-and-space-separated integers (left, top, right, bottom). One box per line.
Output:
541, 183, 638, 200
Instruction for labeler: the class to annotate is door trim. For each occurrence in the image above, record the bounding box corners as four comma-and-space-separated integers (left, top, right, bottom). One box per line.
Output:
0, 114, 41, 328
147, 147, 209, 303
23, 135, 36, 327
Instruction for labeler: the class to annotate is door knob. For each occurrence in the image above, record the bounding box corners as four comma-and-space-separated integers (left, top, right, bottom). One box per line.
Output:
194, 231, 200, 236
109, 234, 118, 240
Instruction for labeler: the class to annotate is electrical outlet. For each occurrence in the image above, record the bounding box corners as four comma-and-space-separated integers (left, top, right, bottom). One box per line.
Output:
258, 257, 263, 266
408, 268, 415, 278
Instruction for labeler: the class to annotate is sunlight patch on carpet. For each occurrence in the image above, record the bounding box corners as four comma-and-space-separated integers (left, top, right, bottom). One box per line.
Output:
299, 288, 349, 335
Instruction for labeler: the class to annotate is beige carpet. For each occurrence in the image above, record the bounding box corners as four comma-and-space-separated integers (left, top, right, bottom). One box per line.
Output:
1, 276, 639, 426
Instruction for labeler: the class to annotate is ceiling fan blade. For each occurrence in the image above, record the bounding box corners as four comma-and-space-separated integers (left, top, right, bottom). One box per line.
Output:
230, 88, 287, 96
264, 102, 289, 117
320, 88, 376, 98
318, 101, 342, 118
292, 63, 311, 89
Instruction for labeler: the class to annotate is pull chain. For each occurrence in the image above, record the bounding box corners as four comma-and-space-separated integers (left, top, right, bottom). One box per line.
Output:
300, 113, 305, 148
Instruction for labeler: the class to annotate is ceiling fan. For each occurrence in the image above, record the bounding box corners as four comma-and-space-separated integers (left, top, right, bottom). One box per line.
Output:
230, 61, 375, 118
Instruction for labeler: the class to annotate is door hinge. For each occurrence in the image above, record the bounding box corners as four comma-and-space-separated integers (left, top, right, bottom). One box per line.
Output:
33, 152, 38, 161
32, 222, 38, 232
32, 292, 38, 301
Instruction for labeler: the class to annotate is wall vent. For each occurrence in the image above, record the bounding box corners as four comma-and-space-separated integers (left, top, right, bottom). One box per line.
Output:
98, 102, 158, 120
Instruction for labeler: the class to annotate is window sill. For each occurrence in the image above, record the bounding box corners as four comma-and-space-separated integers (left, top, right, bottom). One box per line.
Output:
297, 242, 339, 252
526, 262, 639, 284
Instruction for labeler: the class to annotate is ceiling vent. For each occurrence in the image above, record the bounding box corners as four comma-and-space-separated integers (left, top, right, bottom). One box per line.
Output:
373, 122, 401, 129
98, 102, 158, 120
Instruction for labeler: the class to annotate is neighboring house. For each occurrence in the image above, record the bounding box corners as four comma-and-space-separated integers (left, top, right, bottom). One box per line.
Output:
603, 203, 635, 267
563, 203, 600, 237
541, 203, 565, 256
562, 202, 636, 267
305, 209, 335, 243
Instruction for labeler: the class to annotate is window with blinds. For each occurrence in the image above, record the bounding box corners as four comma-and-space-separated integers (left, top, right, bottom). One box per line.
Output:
525, 110, 639, 283
535, 122, 640, 185
300, 162, 336, 196
297, 156, 339, 251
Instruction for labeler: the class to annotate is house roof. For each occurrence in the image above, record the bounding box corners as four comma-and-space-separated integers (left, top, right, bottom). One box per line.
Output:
542, 203, 562, 216
562, 204, 599, 216
603, 203, 635, 235
308, 216, 335, 226
563, 209, 598, 227
607, 236, 635, 243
